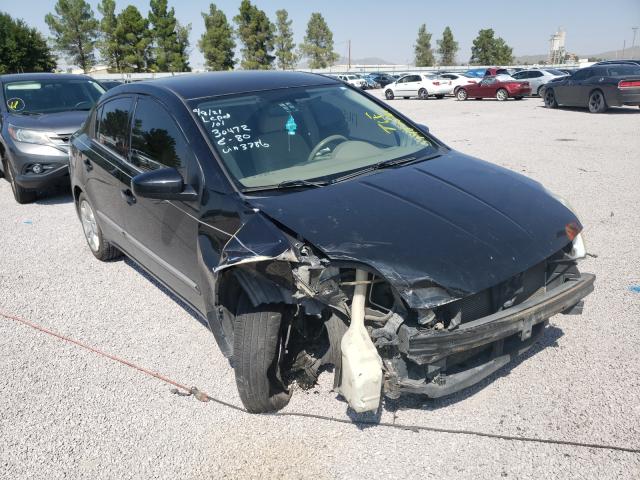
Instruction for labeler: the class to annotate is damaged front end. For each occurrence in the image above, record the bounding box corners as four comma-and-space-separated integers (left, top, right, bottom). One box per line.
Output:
210, 210, 594, 413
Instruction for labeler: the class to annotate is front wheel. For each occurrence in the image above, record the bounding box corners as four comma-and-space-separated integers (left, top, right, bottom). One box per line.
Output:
4, 159, 36, 204
588, 90, 607, 113
384, 89, 394, 100
418, 88, 429, 100
456, 88, 468, 101
233, 295, 292, 413
496, 88, 508, 101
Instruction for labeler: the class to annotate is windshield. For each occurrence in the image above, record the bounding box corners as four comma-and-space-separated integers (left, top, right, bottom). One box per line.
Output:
4, 79, 105, 114
191, 84, 437, 190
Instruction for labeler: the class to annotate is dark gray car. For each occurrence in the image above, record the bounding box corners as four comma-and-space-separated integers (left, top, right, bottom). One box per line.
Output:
0, 73, 105, 203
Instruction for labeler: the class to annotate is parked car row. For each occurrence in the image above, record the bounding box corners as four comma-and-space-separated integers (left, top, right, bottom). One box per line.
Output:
0, 70, 594, 416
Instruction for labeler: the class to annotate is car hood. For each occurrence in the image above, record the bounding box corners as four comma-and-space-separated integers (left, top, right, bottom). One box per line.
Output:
7, 110, 89, 134
249, 151, 579, 307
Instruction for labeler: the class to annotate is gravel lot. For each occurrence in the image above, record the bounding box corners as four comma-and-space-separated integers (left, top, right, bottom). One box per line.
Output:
1, 94, 639, 479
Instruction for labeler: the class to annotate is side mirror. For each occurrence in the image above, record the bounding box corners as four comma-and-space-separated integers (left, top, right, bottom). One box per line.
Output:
131, 167, 198, 201
417, 123, 430, 134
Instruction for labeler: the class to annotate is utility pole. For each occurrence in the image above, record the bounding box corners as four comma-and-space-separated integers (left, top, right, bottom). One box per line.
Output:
348, 40, 351, 70
632, 27, 639, 53
622, 39, 626, 58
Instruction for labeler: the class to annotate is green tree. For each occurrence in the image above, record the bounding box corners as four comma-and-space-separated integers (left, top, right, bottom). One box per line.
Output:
171, 21, 191, 72
470, 28, 514, 65
0, 12, 56, 73
198, 3, 235, 70
148, 0, 189, 72
234, 0, 275, 69
299, 12, 338, 69
45, 0, 98, 73
274, 9, 298, 70
414, 24, 434, 67
97, 0, 122, 72
116, 5, 151, 72
437, 26, 458, 66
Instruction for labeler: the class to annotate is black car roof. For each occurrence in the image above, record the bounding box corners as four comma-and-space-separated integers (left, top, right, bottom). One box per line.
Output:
0, 72, 94, 83
110, 71, 340, 101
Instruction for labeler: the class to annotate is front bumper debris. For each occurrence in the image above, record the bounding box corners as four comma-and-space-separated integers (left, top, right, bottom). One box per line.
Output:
395, 273, 595, 398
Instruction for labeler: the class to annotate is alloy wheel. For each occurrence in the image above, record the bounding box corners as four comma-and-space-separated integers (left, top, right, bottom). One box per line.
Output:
80, 200, 100, 252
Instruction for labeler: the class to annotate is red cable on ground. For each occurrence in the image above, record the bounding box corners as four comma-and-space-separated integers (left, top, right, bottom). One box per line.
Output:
1, 309, 639, 455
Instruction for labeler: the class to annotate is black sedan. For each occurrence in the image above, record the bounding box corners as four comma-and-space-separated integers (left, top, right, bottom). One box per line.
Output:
543, 63, 640, 113
69, 71, 594, 413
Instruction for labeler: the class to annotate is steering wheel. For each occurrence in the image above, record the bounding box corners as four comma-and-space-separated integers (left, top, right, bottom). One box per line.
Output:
307, 135, 348, 162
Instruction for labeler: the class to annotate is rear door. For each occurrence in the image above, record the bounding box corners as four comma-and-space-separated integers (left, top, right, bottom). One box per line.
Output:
404, 75, 422, 96
121, 95, 203, 309
83, 96, 134, 246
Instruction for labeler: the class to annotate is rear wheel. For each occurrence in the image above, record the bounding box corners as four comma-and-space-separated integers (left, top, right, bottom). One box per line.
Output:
537, 85, 545, 97
4, 159, 36, 204
384, 89, 394, 100
78, 193, 121, 261
588, 90, 607, 113
233, 294, 292, 413
544, 88, 558, 108
456, 88, 468, 101
418, 88, 429, 100
496, 88, 508, 101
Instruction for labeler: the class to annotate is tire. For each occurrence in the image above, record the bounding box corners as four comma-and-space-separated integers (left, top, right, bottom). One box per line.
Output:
77, 193, 121, 261
233, 294, 292, 413
4, 159, 36, 204
435, 94, 445, 99
588, 90, 607, 113
496, 88, 508, 101
544, 88, 558, 108
385, 89, 394, 100
457, 88, 468, 101
537, 85, 545, 97
418, 88, 429, 100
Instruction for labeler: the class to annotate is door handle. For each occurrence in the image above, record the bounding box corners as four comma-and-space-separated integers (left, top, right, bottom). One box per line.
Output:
120, 188, 136, 205
83, 158, 93, 172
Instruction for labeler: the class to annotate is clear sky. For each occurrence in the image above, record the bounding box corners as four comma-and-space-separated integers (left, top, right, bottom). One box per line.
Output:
3, 0, 640, 68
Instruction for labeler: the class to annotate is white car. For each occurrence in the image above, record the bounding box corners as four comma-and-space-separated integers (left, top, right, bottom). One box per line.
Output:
438, 73, 479, 96
511, 69, 567, 96
384, 74, 452, 100
336, 74, 367, 89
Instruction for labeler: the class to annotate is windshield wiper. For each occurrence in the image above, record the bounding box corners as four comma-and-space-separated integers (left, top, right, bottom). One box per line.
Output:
242, 178, 330, 193
332, 153, 440, 184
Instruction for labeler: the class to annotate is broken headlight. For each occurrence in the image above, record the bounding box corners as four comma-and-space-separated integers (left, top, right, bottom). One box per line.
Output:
545, 188, 587, 261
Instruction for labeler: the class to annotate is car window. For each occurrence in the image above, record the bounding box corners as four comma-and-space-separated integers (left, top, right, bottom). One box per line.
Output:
512, 72, 527, 79
4, 78, 104, 115
571, 69, 592, 81
96, 97, 133, 158
130, 96, 190, 174
530, 71, 544, 78
190, 84, 437, 189
410, 75, 422, 82
606, 65, 640, 76
397, 76, 408, 83
545, 69, 565, 76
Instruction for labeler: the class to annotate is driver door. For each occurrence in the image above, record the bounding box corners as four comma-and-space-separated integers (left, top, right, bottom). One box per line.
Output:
122, 95, 203, 310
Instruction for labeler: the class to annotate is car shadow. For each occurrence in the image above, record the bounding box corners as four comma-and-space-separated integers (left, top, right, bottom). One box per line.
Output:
387, 324, 565, 413
123, 257, 209, 329
34, 186, 73, 205
536, 105, 640, 114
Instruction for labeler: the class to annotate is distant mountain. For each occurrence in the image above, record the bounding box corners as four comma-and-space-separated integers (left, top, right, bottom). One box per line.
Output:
515, 46, 640, 64
336, 56, 394, 65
